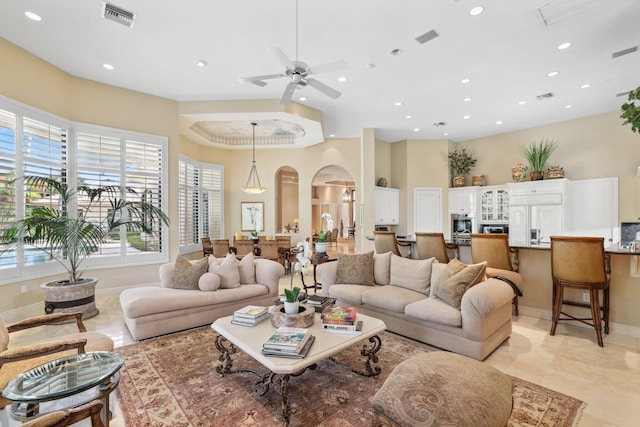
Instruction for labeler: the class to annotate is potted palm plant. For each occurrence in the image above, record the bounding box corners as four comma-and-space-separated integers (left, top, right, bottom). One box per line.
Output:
1, 176, 169, 318
315, 213, 333, 257
448, 147, 477, 187
520, 139, 558, 180
621, 86, 640, 134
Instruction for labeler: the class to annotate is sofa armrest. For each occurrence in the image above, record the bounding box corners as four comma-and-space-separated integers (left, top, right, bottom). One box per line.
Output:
316, 262, 338, 294
159, 262, 176, 288
255, 259, 285, 296
460, 278, 513, 341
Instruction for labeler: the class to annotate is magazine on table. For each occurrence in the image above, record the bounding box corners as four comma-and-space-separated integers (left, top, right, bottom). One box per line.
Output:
231, 312, 270, 327
322, 320, 363, 335
261, 335, 315, 359
321, 306, 357, 325
263, 327, 311, 352
234, 305, 269, 319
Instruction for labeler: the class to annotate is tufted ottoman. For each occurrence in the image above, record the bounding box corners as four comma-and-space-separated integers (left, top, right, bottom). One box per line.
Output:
371, 351, 513, 427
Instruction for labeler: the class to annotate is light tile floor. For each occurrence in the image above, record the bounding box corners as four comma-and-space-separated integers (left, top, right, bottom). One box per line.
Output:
3, 270, 639, 426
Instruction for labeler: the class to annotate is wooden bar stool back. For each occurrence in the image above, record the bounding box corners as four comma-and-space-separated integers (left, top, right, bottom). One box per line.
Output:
550, 236, 610, 347
415, 232, 457, 263
373, 231, 411, 258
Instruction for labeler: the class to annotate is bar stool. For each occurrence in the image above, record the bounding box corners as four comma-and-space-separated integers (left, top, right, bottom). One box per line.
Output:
373, 231, 411, 258
470, 233, 523, 315
415, 232, 458, 263
550, 236, 610, 347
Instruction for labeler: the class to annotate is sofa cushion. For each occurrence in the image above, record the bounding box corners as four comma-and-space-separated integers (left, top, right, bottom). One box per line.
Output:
362, 285, 426, 313
327, 284, 372, 306
389, 255, 435, 294
405, 297, 462, 327
208, 253, 240, 289
170, 256, 208, 290
238, 252, 256, 284
198, 272, 221, 291
433, 260, 487, 309
374, 251, 391, 285
336, 251, 374, 285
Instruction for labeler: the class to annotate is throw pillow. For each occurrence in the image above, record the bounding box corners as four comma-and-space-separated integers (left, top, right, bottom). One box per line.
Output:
170, 256, 208, 290
336, 251, 375, 285
198, 272, 221, 291
207, 254, 222, 269
373, 251, 391, 285
433, 261, 487, 309
389, 255, 435, 294
429, 258, 466, 297
209, 253, 241, 288
238, 252, 256, 284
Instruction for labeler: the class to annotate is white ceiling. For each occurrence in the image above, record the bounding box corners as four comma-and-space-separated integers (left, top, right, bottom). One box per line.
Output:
1, 0, 639, 144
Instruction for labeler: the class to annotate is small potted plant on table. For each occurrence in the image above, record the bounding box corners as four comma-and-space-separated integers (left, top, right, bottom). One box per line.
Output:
284, 286, 301, 314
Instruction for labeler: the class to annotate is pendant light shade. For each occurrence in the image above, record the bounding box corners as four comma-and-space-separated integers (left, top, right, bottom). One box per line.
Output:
342, 181, 351, 202
242, 122, 267, 194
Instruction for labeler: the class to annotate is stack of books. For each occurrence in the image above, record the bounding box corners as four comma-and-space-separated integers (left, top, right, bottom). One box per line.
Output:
262, 327, 315, 358
231, 305, 270, 327
305, 295, 336, 312
321, 305, 363, 335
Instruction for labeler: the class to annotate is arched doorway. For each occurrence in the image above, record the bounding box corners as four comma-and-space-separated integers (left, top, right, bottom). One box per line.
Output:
276, 166, 299, 233
311, 166, 355, 240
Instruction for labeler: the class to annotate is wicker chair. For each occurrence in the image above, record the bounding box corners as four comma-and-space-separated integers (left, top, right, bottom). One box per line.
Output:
415, 232, 458, 263
201, 237, 213, 256
212, 239, 230, 257
259, 239, 279, 261
373, 231, 411, 258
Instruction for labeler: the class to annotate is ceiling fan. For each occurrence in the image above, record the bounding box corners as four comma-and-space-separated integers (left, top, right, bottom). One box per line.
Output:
239, 0, 348, 105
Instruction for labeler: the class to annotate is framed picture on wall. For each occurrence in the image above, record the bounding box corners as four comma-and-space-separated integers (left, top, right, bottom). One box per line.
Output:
241, 202, 264, 231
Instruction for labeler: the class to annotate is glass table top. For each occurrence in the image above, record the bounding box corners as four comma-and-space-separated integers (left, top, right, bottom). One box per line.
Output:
2, 351, 124, 402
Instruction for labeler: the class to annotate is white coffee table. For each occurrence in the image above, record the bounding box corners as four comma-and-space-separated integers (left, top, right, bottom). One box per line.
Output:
211, 311, 386, 424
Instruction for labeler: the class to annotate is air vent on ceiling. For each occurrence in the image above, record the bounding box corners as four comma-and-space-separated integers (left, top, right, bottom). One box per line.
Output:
415, 30, 439, 45
433, 121, 447, 127
102, 2, 136, 28
612, 46, 638, 59
536, 92, 554, 100
536, 0, 609, 26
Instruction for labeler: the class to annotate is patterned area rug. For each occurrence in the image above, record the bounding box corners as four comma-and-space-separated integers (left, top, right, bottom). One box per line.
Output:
117, 327, 585, 426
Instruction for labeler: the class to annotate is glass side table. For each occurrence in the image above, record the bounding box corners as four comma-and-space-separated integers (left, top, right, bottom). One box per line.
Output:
2, 351, 124, 427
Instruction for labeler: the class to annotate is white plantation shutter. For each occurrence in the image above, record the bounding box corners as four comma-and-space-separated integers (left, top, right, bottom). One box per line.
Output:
201, 164, 223, 238
0, 109, 17, 270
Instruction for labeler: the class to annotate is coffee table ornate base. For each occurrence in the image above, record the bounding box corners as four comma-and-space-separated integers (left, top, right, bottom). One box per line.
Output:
214, 333, 382, 424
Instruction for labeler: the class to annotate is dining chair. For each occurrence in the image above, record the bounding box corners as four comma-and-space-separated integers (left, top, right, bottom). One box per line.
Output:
0, 312, 114, 410
373, 231, 411, 258
21, 400, 106, 427
212, 239, 230, 257
259, 240, 279, 261
233, 239, 255, 257
414, 232, 458, 263
276, 235, 292, 272
201, 237, 213, 256
550, 236, 610, 346
470, 233, 524, 315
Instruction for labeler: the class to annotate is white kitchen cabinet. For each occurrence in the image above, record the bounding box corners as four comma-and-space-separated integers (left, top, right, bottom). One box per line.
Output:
567, 177, 618, 244
374, 187, 400, 225
448, 187, 478, 214
507, 179, 568, 247
479, 186, 509, 223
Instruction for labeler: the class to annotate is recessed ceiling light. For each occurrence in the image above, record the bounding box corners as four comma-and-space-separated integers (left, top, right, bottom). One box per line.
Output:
329, 134, 335, 137
102, 63, 114, 70
547, 71, 559, 77
461, 78, 471, 84
413, 128, 420, 132
580, 83, 591, 89
518, 101, 527, 105
464, 97, 472, 102
25, 11, 42, 21
390, 48, 403, 56
443, 133, 449, 136
463, 115, 470, 119
496, 120, 503, 125
394, 102, 403, 107
405, 115, 412, 119
299, 97, 307, 101
558, 42, 572, 50
195, 59, 208, 67
337, 76, 347, 82
469, 6, 484, 16
564, 104, 573, 109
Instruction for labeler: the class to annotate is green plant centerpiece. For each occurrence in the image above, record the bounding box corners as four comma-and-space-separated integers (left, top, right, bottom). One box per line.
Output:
448, 146, 477, 187
621, 86, 640, 134
315, 213, 333, 258
284, 286, 301, 303
283, 286, 302, 314
1, 175, 169, 317
520, 139, 558, 180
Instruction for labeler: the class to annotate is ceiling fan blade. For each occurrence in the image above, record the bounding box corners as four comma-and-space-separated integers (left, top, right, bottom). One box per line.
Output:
306, 78, 341, 99
269, 46, 295, 69
309, 60, 348, 75
280, 82, 297, 105
238, 74, 284, 83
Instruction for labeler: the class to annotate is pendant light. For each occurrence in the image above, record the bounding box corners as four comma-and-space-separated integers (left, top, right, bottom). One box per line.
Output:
242, 122, 267, 194
342, 181, 351, 202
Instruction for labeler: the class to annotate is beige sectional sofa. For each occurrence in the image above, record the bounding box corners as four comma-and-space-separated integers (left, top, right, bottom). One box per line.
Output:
120, 254, 284, 340
317, 252, 514, 360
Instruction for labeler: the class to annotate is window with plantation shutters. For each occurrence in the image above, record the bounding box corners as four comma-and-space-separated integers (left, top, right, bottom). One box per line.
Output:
0, 109, 17, 270
179, 156, 224, 253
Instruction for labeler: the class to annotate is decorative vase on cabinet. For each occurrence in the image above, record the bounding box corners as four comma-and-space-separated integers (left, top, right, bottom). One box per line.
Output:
472, 175, 486, 186
511, 164, 528, 182
452, 175, 465, 187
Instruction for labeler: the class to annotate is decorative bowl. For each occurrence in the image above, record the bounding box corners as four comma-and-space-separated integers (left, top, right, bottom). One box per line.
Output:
270, 304, 315, 328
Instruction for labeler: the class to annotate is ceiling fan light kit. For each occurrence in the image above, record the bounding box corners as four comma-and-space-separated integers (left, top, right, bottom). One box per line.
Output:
242, 122, 267, 194
239, 0, 347, 105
